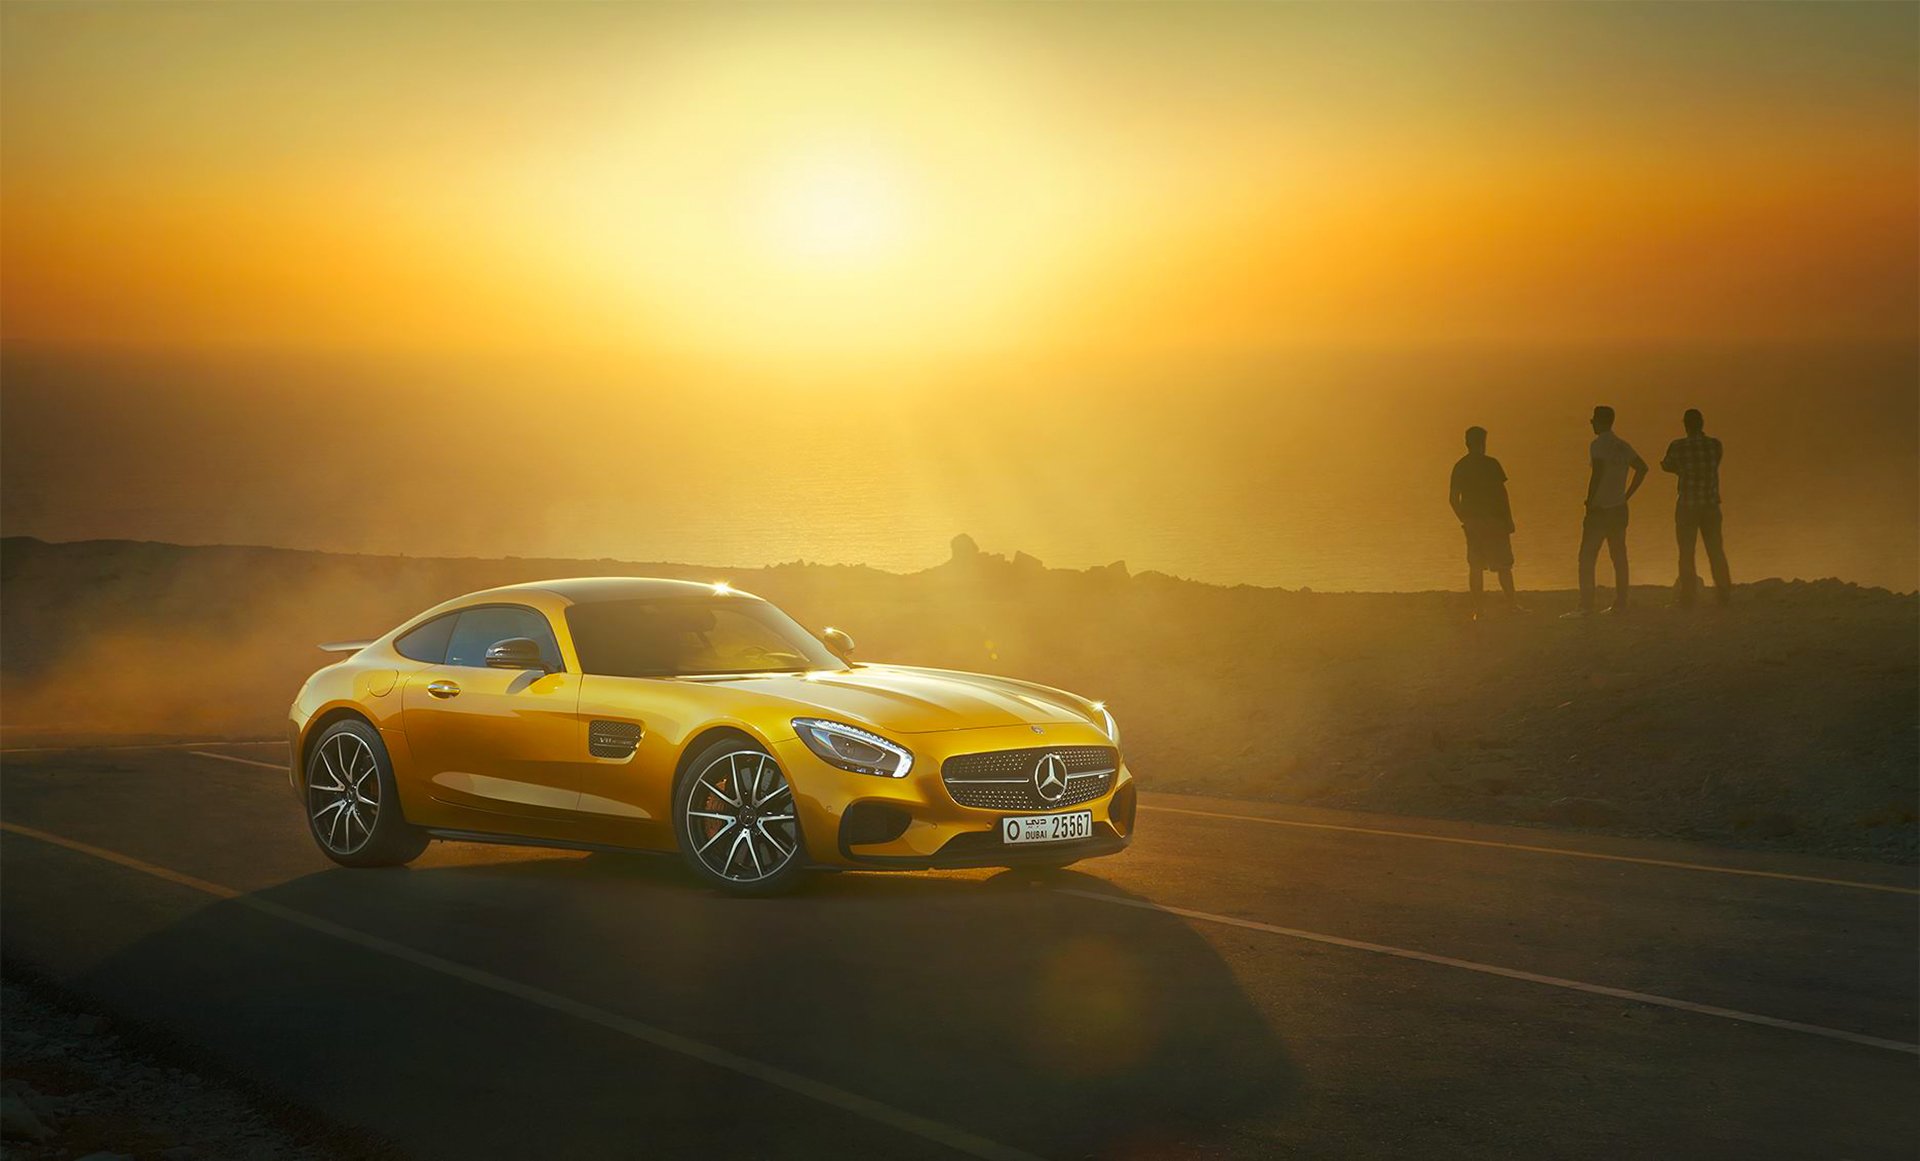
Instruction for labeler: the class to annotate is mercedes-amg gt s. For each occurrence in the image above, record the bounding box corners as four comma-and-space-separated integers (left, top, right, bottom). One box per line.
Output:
289, 579, 1134, 893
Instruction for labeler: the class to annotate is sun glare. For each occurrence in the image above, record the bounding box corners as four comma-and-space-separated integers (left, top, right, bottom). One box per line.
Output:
758, 146, 911, 267
469, 27, 1114, 359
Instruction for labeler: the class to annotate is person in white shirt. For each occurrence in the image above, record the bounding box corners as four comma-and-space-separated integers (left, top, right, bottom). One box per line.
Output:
1565, 405, 1648, 617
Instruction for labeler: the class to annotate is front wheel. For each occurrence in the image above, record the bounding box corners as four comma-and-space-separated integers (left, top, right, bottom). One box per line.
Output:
674, 739, 808, 896
304, 719, 429, 868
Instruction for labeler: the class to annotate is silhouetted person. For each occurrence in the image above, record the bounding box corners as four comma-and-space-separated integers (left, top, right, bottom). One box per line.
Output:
1565, 405, 1647, 617
1449, 426, 1524, 617
1661, 408, 1732, 606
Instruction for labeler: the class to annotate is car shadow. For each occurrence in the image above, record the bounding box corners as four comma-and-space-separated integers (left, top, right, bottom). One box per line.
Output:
72, 848, 1299, 1159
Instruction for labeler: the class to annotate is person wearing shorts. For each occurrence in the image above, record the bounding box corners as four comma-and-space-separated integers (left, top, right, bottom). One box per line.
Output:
1449, 426, 1523, 617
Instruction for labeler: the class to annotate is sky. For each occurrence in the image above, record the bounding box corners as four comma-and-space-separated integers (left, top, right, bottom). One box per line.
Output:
3, 2, 1916, 590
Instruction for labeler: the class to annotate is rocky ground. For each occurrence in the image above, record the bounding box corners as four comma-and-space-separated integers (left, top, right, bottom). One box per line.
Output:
0, 972, 379, 1161
3, 535, 1914, 863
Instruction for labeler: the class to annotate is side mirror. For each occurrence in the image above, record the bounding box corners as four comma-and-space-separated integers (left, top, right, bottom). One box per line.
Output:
820, 627, 856, 661
485, 637, 550, 672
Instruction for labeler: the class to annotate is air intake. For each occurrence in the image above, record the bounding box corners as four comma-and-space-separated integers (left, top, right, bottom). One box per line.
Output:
588, 720, 643, 759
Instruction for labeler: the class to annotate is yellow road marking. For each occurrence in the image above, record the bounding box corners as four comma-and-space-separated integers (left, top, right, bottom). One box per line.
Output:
1057, 887, 1920, 1056
191, 751, 289, 771
1, 821, 1044, 1161
1141, 804, 1919, 896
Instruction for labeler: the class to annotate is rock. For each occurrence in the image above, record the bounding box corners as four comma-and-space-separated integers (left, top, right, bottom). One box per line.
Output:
0, 1094, 54, 1142
75, 1153, 136, 1161
3, 1082, 56, 1120
72, 1013, 109, 1034
948, 533, 980, 560
1, 1083, 53, 1119
1538, 797, 1621, 828
1752, 811, 1798, 838
1011, 550, 1045, 571
161, 1146, 200, 1160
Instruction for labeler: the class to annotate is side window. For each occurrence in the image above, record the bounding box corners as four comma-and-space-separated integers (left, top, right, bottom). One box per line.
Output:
394, 614, 456, 664
445, 606, 563, 671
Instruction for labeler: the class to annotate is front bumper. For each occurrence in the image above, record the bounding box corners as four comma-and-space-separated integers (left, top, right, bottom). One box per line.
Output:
829, 827, 1131, 870
773, 720, 1136, 870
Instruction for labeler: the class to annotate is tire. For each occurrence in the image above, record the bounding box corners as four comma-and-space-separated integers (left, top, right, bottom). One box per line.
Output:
673, 737, 809, 896
303, 718, 429, 868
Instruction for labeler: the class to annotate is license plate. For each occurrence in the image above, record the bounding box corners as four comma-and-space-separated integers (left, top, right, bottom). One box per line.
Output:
1000, 810, 1093, 845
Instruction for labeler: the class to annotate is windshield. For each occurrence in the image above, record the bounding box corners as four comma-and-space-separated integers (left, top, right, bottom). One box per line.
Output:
564, 598, 843, 678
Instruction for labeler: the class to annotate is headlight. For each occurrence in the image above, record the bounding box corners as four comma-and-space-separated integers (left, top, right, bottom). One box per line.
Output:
1094, 701, 1119, 745
792, 718, 914, 778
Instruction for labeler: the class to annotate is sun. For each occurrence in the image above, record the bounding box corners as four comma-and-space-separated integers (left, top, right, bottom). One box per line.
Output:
757, 145, 912, 267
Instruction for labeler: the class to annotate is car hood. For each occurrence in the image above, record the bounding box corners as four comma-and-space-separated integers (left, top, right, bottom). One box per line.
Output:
687, 664, 1094, 735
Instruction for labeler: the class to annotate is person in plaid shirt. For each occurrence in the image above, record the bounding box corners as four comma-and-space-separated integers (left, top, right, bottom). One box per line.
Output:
1660, 408, 1732, 606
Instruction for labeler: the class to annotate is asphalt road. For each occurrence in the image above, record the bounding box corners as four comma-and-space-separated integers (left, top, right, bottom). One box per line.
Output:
3, 742, 1915, 1159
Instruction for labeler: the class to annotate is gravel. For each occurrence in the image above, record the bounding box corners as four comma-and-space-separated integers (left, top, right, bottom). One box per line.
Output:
1, 973, 385, 1161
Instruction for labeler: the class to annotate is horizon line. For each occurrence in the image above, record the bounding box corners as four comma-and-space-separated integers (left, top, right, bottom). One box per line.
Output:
3, 534, 1912, 600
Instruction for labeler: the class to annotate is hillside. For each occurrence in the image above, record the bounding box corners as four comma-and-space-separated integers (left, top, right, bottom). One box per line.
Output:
2, 535, 1914, 862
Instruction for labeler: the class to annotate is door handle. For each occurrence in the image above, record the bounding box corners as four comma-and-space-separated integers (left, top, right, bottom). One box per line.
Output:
426, 679, 461, 699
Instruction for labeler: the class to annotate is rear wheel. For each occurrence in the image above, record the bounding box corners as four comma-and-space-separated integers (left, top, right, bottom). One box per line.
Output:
304, 719, 428, 868
673, 738, 808, 896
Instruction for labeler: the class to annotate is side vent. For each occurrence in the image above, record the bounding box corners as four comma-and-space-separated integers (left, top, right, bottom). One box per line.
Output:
588, 720, 643, 759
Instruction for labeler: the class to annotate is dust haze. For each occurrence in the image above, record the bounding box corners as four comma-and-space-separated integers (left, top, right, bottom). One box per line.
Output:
3, 342, 1914, 594
4, 536, 1912, 864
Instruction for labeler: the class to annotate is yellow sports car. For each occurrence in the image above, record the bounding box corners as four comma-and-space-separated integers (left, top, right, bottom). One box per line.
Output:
289, 578, 1134, 893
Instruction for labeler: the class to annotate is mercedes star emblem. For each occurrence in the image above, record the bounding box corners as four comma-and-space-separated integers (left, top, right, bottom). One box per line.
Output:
1032, 753, 1070, 803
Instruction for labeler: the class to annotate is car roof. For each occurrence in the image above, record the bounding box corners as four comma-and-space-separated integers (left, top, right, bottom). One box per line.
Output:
468, 577, 759, 605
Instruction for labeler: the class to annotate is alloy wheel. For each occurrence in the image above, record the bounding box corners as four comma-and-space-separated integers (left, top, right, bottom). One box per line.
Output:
309, 730, 380, 856
685, 750, 798, 884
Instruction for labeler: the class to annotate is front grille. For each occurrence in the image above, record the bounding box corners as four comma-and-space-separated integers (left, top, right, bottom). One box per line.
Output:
941, 746, 1117, 811
588, 720, 643, 759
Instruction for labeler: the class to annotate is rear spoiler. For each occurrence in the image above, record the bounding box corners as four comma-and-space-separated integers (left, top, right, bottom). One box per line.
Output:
318, 640, 374, 654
